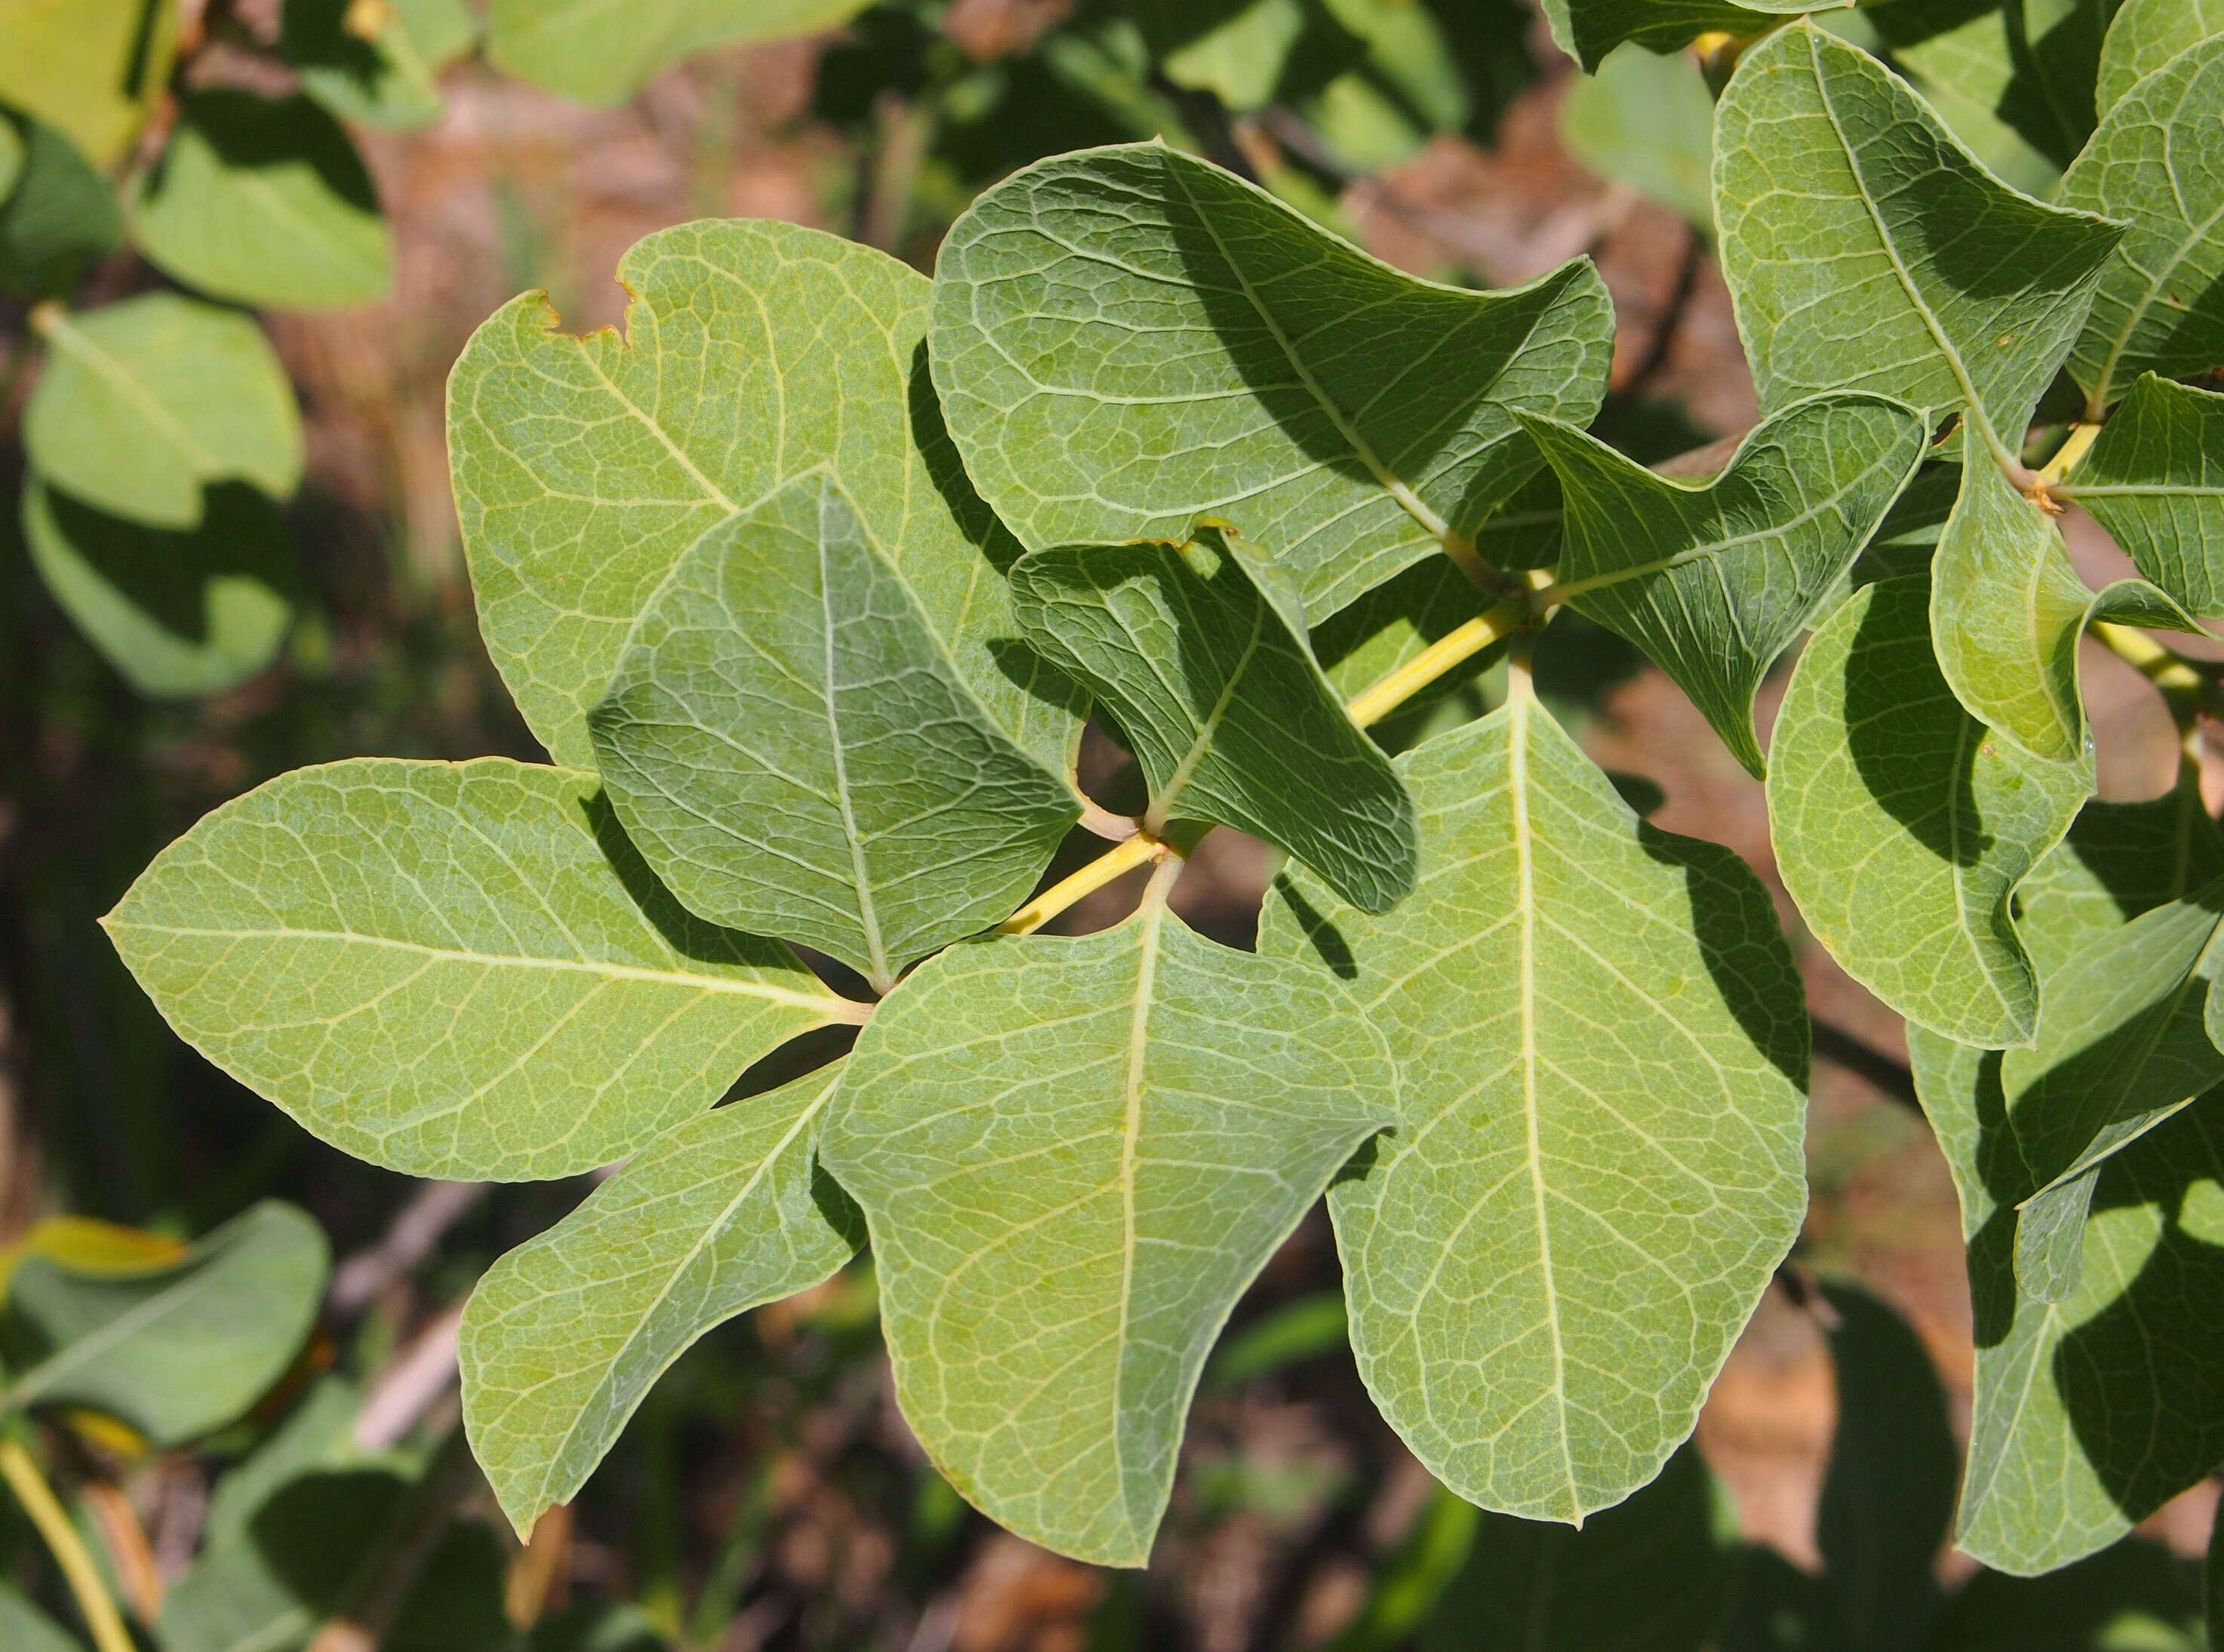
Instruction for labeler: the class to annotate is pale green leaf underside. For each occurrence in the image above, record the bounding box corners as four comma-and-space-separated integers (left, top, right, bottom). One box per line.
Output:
5, 1202, 327, 1447
447, 218, 1078, 773
2098, 0, 2224, 111
1547, 0, 1847, 72
103, 757, 846, 1180
1769, 579, 2092, 1046
486, 0, 871, 106
1261, 694, 1808, 1523
1715, 22, 2124, 440
2062, 35, 2224, 410
2072, 377, 2224, 616
821, 905, 1393, 1568
1009, 529, 1417, 913
25, 292, 303, 531
462, 1064, 861, 1537
1523, 392, 1926, 778
928, 142, 1615, 624
1909, 1030, 2224, 1575
589, 474, 1078, 987
131, 91, 393, 313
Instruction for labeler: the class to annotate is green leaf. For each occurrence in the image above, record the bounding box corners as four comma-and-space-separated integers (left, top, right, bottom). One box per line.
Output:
24, 294, 303, 530
0, 0, 177, 165
2097, 0, 2224, 110
1930, 1539, 2204, 1650
103, 757, 852, 1180
2016, 787, 2224, 981
2069, 378, 2224, 616
1140, 0, 1311, 112
1522, 392, 1927, 778
460, 1064, 863, 1537
820, 898, 1394, 1567
130, 91, 392, 312
1261, 691, 1809, 1523
486, 0, 874, 106
2060, 35, 2224, 410
1931, 427, 2198, 763
1420, 1445, 1741, 1652
0, 111, 123, 300
23, 478, 294, 699
203, 1376, 366, 1549
1881, 0, 2117, 178
1714, 21, 2124, 442
1768, 578, 2091, 1046
447, 218, 1077, 773
0, 1581, 81, 1652
2, 1202, 325, 1447
1908, 1029, 2224, 1574
1560, 45, 1718, 234
1009, 527, 1417, 912
1295, 0, 1469, 173
282, 0, 477, 131
588, 475, 1078, 988
928, 143, 1616, 624
1547, 0, 1844, 72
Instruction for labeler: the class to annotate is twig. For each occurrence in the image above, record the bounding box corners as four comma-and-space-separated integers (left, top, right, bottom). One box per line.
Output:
1808, 1019, 1920, 1113
0, 1436, 137, 1652
80, 1476, 163, 1620
327, 1181, 484, 1318
354, 1298, 465, 1451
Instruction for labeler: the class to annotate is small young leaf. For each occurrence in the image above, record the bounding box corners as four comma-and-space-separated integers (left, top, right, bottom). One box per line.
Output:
461, 1064, 862, 1537
820, 900, 1394, 1568
448, 219, 1075, 772
1546, 0, 1845, 72
282, 0, 476, 131
1522, 392, 1927, 776
2068, 376, 2224, 615
0, 111, 122, 300
0, 0, 179, 165
486, 0, 874, 106
3, 1202, 326, 1447
1009, 527, 1418, 911
25, 293, 303, 530
103, 758, 851, 1180
2097, 0, 2224, 111
1715, 21, 2124, 441
929, 143, 1615, 622
2060, 35, 2224, 410
131, 91, 393, 312
589, 474, 1080, 988
23, 478, 294, 699
1261, 691, 1808, 1525
1769, 578, 2092, 1046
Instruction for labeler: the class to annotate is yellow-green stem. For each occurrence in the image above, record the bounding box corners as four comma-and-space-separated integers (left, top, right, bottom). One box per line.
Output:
2095, 622, 2216, 717
0, 1437, 137, 1652
1000, 831, 1169, 936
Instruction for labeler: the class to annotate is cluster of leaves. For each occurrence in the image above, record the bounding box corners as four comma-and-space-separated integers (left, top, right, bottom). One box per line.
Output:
80, 0, 2224, 1605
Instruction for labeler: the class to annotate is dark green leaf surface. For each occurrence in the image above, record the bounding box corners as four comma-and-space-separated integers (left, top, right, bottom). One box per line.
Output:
0, 1582, 79, 1652
282, 0, 475, 130
589, 475, 1078, 987
1547, 0, 1844, 72
821, 901, 1394, 1568
929, 143, 1615, 622
2069, 376, 2224, 615
1522, 392, 1926, 776
0, 111, 121, 299
2017, 788, 2224, 982
1262, 692, 1808, 1524
1009, 528, 1416, 911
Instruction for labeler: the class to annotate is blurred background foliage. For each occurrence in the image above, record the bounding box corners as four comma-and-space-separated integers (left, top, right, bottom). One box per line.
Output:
0, 0, 2215, 1647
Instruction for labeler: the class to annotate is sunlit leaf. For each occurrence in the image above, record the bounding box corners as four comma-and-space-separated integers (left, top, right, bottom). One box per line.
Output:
2017, 788, 2224, 981
1878, 0, 2116, 181
0, 0, 178, 165
2097, 0, 2224, 110
2069, 378, 2224, 616
486, 0, 874, 106
282, 0, 476, 131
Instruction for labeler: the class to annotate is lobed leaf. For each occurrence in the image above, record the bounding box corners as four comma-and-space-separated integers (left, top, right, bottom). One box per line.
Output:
928, 143, 1615, 624
1714, 21, 2124, 442
447, 218, 1077, 773
1768, 578, 2093, 1046
2, 1202, 326, 1447
589, 474, 1079, 988
1261, 691, 1809, 1524
0, 0, 179, 165
24, 293, 303, 531
820, 900, 1393, 1568
1009, 527, 1417, 911
2097, 0, 2224, 110
2060, 35, 2224, 410
1521, 392, 1927, 777
462, 1064, 862, 1537
2068, 377, 2224, 616
282, 0, 477, 131
486, 0, 873, 106
103, 757, 852, 1180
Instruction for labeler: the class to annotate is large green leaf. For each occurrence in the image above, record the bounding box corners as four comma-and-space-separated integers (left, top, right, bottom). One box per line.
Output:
2060, 35, 2224, 410
1882, 0, 2118, 179
2, 1202, 325, 1447
461, 1064, 863, 1536
449, 219, 1076, 772
820, 898, 1393, 1567
0, 0, 177, 165
1714, 21, 2124, 442
1522, 392, 1926, 777
1261, 690, 1808, 1523
1546, 0, 1844, 71
104, 758, 851, 1180
1768, 578, 2091, 1046
0, 1582, 80, 1652
1008, 527, 1416, 912
1908, 1030, 2224, 1575
131, 91, 392, 312
0, 110, 123, 300
2017, 788, 2224, 981
23, 479, 294, 699
282, 0, 477, 131
588, 475, 1078, 988
486, 0, 874, 106
24, 294, 303, 530
2097, 0, 2224, 109
2068, 378, 2224, 616
928, 143, 1615, 623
